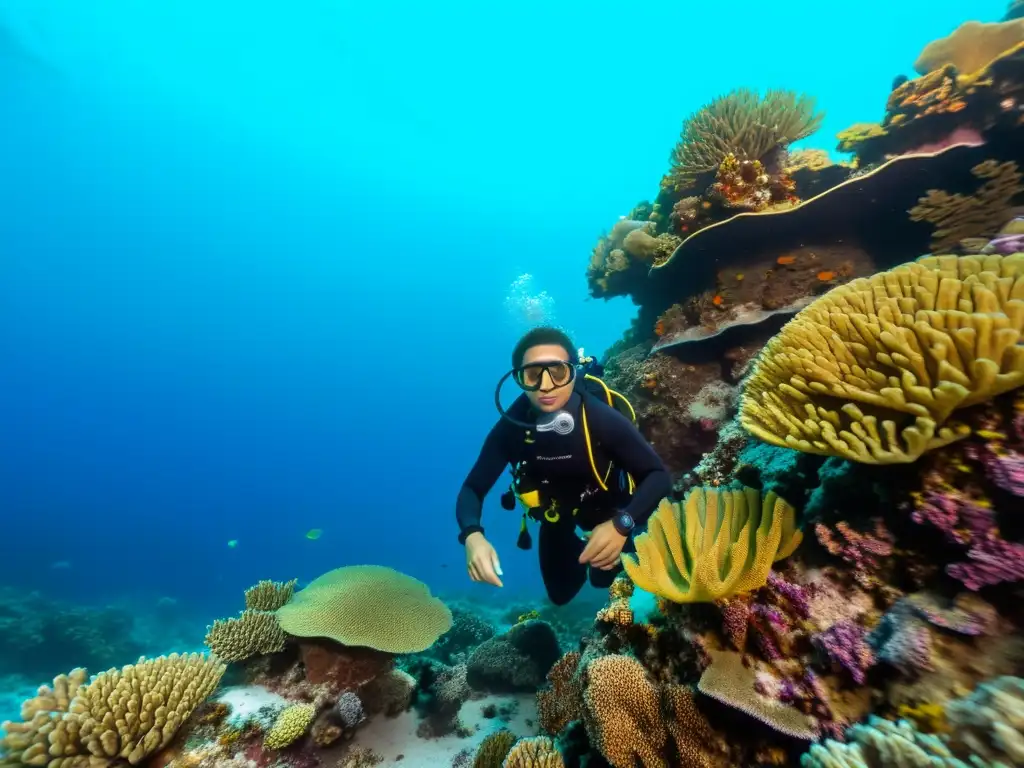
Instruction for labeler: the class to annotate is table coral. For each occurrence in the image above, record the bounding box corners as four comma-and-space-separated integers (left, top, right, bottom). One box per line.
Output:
275, 565, 452, 653
914, 19, 1024, 76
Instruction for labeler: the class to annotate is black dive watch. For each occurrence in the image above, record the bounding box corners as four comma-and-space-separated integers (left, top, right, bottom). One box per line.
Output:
612, 511, 635, 536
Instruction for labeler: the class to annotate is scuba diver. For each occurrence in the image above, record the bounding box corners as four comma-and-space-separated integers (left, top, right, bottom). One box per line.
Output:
455, 326, 671, 605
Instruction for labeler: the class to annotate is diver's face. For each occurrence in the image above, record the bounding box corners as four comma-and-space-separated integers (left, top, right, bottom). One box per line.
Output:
521, 344, 574, 413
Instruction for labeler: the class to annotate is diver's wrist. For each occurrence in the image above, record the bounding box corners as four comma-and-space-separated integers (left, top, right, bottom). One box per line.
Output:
459, 526, 485, 545
611, 511, 635, 537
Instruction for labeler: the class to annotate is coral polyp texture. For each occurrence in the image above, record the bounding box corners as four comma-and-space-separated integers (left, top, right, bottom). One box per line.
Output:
739, 253, 1024, 464
666, 88, 824, 188
621, 486, 802, 602
275, 564, 453, 653
0, 653, 225, 767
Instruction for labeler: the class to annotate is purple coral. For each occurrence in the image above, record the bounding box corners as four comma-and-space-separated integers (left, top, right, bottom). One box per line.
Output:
915, 491, 1024, 590
815, 519, 894, 586
811, 621, 874, 685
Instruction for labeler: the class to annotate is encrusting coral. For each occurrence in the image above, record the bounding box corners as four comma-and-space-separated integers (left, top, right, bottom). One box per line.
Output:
204, 608, 288, 662
276, 564, 453, 653
909, 160, 1024, 252
0, 653, 225, 767
621, 486, 803, 603
740, 253, 1024, 464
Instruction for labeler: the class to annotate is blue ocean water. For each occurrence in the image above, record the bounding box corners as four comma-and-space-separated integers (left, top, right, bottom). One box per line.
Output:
0, 0, 1009, 719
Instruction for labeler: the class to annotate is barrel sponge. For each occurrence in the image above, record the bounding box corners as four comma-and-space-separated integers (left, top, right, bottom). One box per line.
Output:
204, 609, 288, 662
503, 736, 565, 767
276, 565, 453, 653
740, 253, 1024, 464
264, 703, 316, 749
0, 653, 225, 767
582, 654, 666, 768
621, 487, 802, 604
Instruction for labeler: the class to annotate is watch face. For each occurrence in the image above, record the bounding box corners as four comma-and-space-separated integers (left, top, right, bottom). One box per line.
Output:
618, 513, 634, 529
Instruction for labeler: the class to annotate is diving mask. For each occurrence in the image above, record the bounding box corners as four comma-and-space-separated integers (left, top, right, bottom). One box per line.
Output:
511, 360, 575, 391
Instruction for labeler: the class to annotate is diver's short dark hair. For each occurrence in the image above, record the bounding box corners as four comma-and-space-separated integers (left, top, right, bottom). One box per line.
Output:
512, 326, 576, 369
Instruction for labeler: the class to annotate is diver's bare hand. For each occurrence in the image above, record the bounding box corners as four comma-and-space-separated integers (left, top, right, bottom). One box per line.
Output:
465, 532, 504, 587
579, 520, 627, 571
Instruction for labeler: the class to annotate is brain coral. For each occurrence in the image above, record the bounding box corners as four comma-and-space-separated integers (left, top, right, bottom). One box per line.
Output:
740, 254, 1024, 464
276, 565, 452, 653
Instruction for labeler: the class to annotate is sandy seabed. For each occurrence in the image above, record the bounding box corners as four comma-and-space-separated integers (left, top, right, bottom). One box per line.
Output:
344, 693, 539, 767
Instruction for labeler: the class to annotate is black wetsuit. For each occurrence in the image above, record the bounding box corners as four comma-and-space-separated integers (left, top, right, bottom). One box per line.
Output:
456, 386, 671, 605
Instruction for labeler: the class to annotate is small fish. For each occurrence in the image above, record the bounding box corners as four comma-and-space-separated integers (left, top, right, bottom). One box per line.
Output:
735, 273, 745, 281
227, 540, 239, 548
816, 270, 836, 282
306, 528, 323, 541
712, 295, 724, 306
776, 255, 796, 265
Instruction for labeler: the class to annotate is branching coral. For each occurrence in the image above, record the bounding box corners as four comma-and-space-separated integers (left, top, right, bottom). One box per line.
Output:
667, 88, 824, 187
740, 254, 1024, 464
622, 486, 803, 603
275, 565, 452, 653
204, 609, 288, 662
0, 653, 225, 767
802, 675, 1024, 767
244, 578, 297, 611
909, 160, 1024, 252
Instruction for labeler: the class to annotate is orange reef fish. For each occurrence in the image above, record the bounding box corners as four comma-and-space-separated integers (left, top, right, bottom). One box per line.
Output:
776, 255, 796, 265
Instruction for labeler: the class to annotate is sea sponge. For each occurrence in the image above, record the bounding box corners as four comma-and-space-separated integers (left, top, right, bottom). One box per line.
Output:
621, 486, 802, 603
740, 254, 1024, 464
913, 19, 1024, 76
204, 609, 288, 662
275, 565, 452, 654
582, 654, 666, 768
264, 703, 316, 749
668, 88, 823, 185
244, 578, 298, 611
0, 653, 225, 767
909, 160, 1024, 252
503, 736, 565, 767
